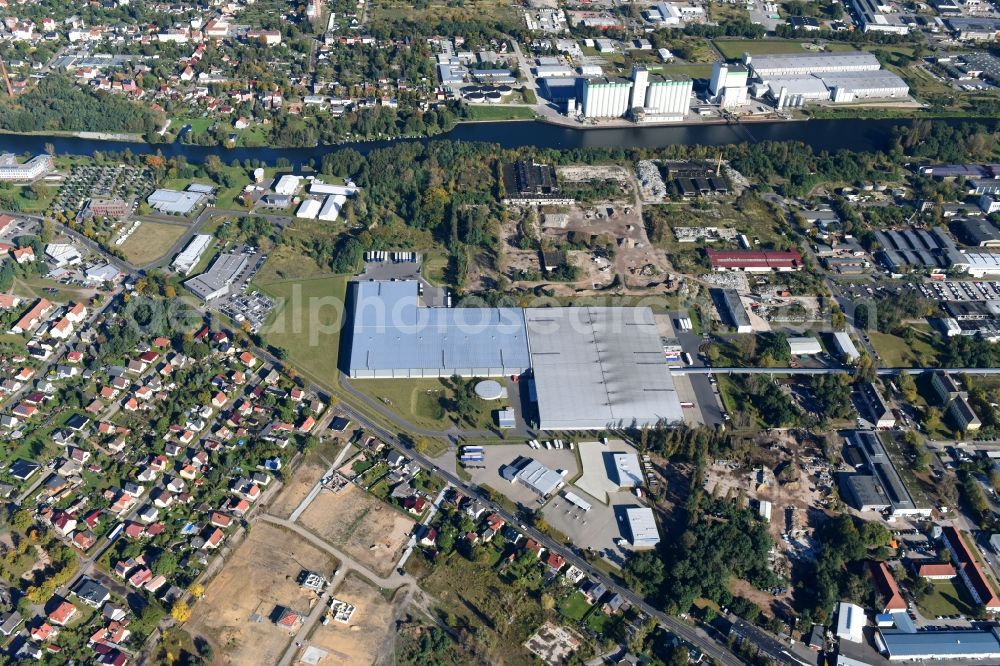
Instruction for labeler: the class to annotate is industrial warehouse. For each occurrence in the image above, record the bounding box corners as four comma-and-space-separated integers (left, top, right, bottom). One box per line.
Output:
742, 51, 909, 109
344, 279, 684, 430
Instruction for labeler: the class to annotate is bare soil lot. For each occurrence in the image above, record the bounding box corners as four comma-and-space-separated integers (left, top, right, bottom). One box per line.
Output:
269, 453, 329, 519
301, 575, 398, 665
186, 522, 337, 666
298, 484, 415, 576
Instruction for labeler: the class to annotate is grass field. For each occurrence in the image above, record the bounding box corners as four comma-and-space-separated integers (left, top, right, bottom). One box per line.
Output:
12, 276, 92, 304
254, 244, 332, 284
867, 329, 939, 367
713, 39, 858, 60
160, 163, 253, 210
351, 377, 496, 431
421, 251, 449, 287
373, 0, 518, 26
417, 552, 541, 662
559, 591, 591, 621
119, 221, 187, 265
660, 64, 714, 80
258, 274, 349, 389
462, 105, 536, 121
917, 578, 977, 618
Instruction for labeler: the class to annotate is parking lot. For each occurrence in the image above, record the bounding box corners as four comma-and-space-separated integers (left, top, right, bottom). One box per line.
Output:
912, 279, 1000, 302
210, 245, 275, 330
542, 491, 640, 566
458, 443, 578, 509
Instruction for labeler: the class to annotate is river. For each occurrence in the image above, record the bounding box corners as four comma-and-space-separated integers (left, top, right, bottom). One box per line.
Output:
0, 117, 986, 166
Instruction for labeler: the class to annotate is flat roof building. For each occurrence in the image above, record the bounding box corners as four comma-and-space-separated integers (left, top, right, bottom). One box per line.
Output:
833, 331, 860, 362
147, 189, 204, 215
611, 452, 643, 487
183, 253, 248, 302
877, 627, 1000, 660
502, 161, 573, 204
788, 336, 822, 355
624, 507, 659, 547
836, 602, 865, 643
171, 234, 213, 276
524, 307, 683, 430
506, 459, 563, 496
947, 16, 1000, 40
345, 280, 683, 430
744, 51, 881, 79
0, 153, 53, 182
714, 288, 752, 333
850, 0, 912, 34
845, 430, 929, 516
952, 218, 1000, 248
951, 251, 1000, 278
346, 280, 530, 379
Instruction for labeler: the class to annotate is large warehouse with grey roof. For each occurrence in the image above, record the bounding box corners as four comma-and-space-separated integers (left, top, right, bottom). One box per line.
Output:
344, 280, 683, 430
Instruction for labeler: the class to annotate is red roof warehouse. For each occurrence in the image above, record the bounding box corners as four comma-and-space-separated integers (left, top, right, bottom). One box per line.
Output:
705, 249, 804, 272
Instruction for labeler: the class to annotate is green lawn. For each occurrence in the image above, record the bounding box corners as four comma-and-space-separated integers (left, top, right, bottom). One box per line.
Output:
868, 329, 939, 367
713, 39, 858, 60
351, 377, 503, 432
422, 251, 449, 287
257, 274, 349, 389
559, 591, 591, 621
660, 64, 714, 80
462, 105, 536, 121
253, 244, 332, 283
917, 578, 978, 618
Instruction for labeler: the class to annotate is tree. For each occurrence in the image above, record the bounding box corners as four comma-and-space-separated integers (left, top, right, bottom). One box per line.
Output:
923, 406, 942, 432
171, 600, 192, 623
897, 372, 917, 403
189, 583, 205, 599
854, 353, 877, 384
938, 471, 959, 508
154, 551, 179, 577
10, 510, 32, 532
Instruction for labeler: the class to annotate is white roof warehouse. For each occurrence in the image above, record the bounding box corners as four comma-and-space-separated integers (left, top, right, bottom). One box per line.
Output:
345, 280, 684, 430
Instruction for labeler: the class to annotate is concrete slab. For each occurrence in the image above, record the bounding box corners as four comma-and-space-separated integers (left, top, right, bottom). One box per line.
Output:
543, 489, 640, 565
672, 374, 704, 426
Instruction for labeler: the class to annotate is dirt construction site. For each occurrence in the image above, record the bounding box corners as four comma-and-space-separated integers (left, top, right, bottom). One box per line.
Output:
297, 574, 400, 665
298, 484, 415, 577
268, 453, 330, 519
186, 522, 337, 666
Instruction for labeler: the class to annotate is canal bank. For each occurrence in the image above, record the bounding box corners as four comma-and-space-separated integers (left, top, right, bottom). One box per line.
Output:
0, 117, 989, 166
